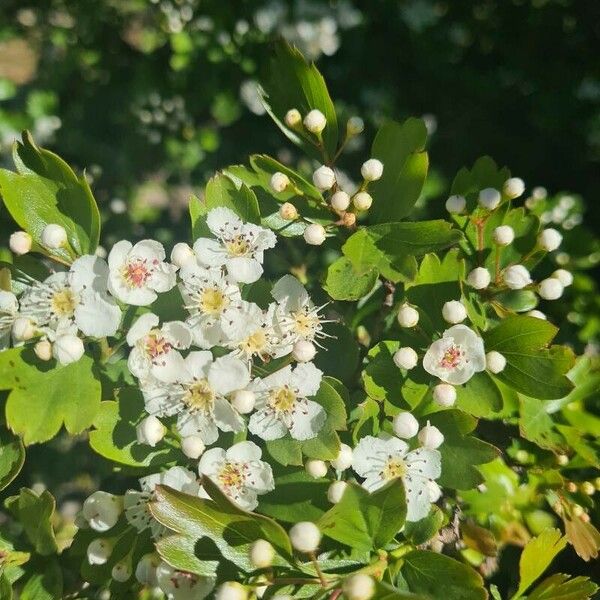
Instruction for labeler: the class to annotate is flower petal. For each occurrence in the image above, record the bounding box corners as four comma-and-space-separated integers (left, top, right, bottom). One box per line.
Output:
289, 399, 326, 440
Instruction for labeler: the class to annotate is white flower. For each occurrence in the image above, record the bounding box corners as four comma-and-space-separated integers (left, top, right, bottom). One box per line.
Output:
0, 291, 18, 349
248, 363, 325, 441
539, 278, 564, 300
250, 539, 275, 568
142, 351, 249, 444
327, 480, 348, 504
303, 109, 327, 133
156, 561, 216, 600
331, 443, 353, 471
289, 521, 321, 553
493, 225, 515, 246
312, 166, 335, 191
397, 304, 419, 328
9, 231, 32, 255
82, 491, 123, 532
538, 228, 562, 251
503, 265, 532, 290
170, 242, 195, 268
343, 574, 376, 600
330, 191, 350, 211
433, 383, 456, 407
422, 324, 486, 385
467, 267, 491, 290
392, 412, 419, 439
304, 223, 327, 245
284, 108, 301, 128
445, 195, 466, 214
193, 207, 276, 284
503, 177, 525, 199
486, 351, 506, 374
442, 300, 467, 324
418, 422, 444, 450
361, 159, 384, 182
41, 223, 67, 249
279, 202, 298, 220
305, 459, 328, 478
108, 240, 176, 305
127, 314, 191, 384
124, 467, 201, 538
393, 347, 418, 370
553, 269, 573, 287
198, 441, 274, 511
270, 172, 290, 193
478, 188, 501, 210
352, 435, 441, 521
136, 415, 166, 447
353, 191, 372, 211
53, 333, 84, 364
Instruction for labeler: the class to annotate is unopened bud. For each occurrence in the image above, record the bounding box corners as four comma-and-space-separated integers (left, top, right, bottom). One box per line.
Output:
279, 202, 298, 221
330, 190, 350, 212
34, 339, 53, 361
303, 223, 327, 245
303, 109, 327, 134
230, 390, 256, 414
9, 231, 32, 255
270, 172, 290, 193
41, 223, 68, 249
352, 191, 372, 211
181, 435, 206, 459
292, 339, 316, 362
284, 108, 301, 128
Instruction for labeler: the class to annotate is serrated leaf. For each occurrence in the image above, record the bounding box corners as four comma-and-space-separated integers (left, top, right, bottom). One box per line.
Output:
403, 506, 445, 545
519, 396, 566, 451
20, 559, 63, 600
12, 489, 59, 556
450, 156, 510, 197
324, 256, 378, 301
527, 573, 598, 600
0, 427, 25, 491
456, 372, 503, 418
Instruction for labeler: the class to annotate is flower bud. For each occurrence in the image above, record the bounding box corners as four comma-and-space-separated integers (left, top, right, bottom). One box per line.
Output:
397, 304, 419, 328
34, 339, 53, 361
305, 459, 328, 479
82, 491, 123, 532
303, 223, 327, 246
170, 242, 195, 268
12, 317, 36, 341
331, 443, 353, 471
41, 223, 68, 249
526, 309, 547, 320
361, 159, 384, 182
493, 225, 515, 246
556, 454, 569, 466
393, 347, 418, 370
552, 269, 573, 287
445, 195, 466, 214
292, 339, 316, 362
503, 265, 532, 290
352, 191, 372, 211
303, 109, 327, 134
327, 480, 348, 504
181, 435, 206, 459
485, 351, 506, 374
427, 480, 442, 503
250, 539, 275, 569
284, 108, 301, 128
87, 538, 114, 565
289, 521, 321, 553
538, 278, 564, 300
346, 116, 364, 135
136, 415, 166, 447
341, 212, 356, 227
538, 228, 562, 251
216, 582, 248, 600
270, 172, 290, 193
503, 177, 525, 199
392, 412, 419, 439
230, 390, 256, 414
433, 383, 456, 407
312, 165, 335, 191
467, 267, 491, 290
330, 190, 350, 211
478, 188, 501, 210
442, 300, 467, 324
418, 421, 444, 449
9, 231, 32, 255
135, 553, 160, 586
580, 481, 595, 496
343, 574, 375, 600
112, 560, 132, 582
279, 202, 298, 221
53, 334, 84, 364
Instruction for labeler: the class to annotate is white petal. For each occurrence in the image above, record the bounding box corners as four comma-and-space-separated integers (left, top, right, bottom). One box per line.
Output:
70, 255, 109, 292
149, 262, 177, 293
151, 350, 187, 383
403, 474, 432, 522
209, 355, 250, 395
362, 474, 388, 492
194, 238, 227, 267
289, 399, 326, 440
226, 257, 263, 284
213, 397, 244, 432
127, 313, 159, 346
405, 448, 441, 479
292, 362, 323, 398
206, 206, 241, 235
271, 274, 309, 311
162, 321, 192, 349
183, 351, 213, 379
161, 466, 200, 495
245, 461, 274, 493
248, 409, 288, 440
198, 447, 226, 476
75, 291, 121, 337
226, 441, 263, 462
178, 413, 219, 444
131, 239, 166, 262
108, 274, 157, 306
232, 487, 258, 511
108, 240, 132, 270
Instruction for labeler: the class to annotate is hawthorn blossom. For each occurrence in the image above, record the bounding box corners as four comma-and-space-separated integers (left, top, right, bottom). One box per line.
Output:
142, 351, 249, 444
156, 561, 216, 600
248, 362, 326, 441
108, 239, 177, 305
0, 291, 18, 349
198, 441, 274, 511
422, 324, 486, 385
352, 435, 442, 522
193, 207, 276, 284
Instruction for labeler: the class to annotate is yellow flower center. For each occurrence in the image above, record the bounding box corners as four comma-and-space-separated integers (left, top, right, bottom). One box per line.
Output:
145, 331, 171, 358
269, 387, 296, 413
293, 311, 318, 337
51, 289, 77, 318
218, 462, 245, 490
382, 458, 407, 481
199, 287, 228, 315
184, 379, 214, 412
225, 236, 250, 257
240, 330, 268, 356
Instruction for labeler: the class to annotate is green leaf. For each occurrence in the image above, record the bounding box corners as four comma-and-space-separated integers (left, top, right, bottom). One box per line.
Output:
514, 529, 567, 598
20, 559, 63, 600
527, 573, 598, 600
0, 427, 25, 491
314, 323, 360, 385
450, 156, 510, 197
401, 551, 487, 600
318, 480, 407, 552
456, 371, 503, 419
374, 581, 428, 599
362, 341, 402, 403
519, 396, 566, 452
0, 574, 12, 600
0, 132, 100, 257
369, 118, 429, 222
324, 256, 378, 301
0, 348, 101, 445
403, 506, 445, 545
11, 489, 58, 555
484, 316, 575, 399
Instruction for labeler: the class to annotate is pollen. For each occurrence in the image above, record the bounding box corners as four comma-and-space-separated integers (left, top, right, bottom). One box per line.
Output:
199, 287, 228, 315
184, 379, 215, 412
51, 288, 77, 317
145, 332, 172, 359
240, 330, 268, 356
439, 344, 464, 369
225, 235, 250, 257
269, 386, 297, 413
122, 259, 151, 288
382, 458, 407, 481
217, 462, 245, 490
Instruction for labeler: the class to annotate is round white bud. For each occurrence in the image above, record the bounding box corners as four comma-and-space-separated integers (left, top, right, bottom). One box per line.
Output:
526, 309, 547, 320
305, 459, 328, 479
503, 177, 525, 199
352, 191, 373, 211
312, 165, 336, 191
467, 267, 491, 290
135, 553, 159, 587
87, 538, 113, 566
284, 108, 301, 128
230, 390, 256, 414
331, 443, 353, 471
250, 539, 275, 569
279, 202, 298, 221
392, 412, 419, 439
215, 582, 248, 600
478, 188, 501, 210
418, 422, 444, 450
136, 415, 166, 447
9, 231, 32, 255
493, 225, 515, 246
393, 347, 418, 370
433, 383, 456, 407
361, 159, 384, 182
327, 480, 348, 504
303, 223, 327, 246
347, 116, 364, 135
330, 190, 351, 211
486, 351, 506, 374
427, 480, 442, 503
343, 574, 376, 600
538, 228, 563, 251
52, 334, 84, 364
82, 491, 123, 532
552, 269, 573, 287
445, 195, 466, 214
292, 339, 317, 362
33, 339, 52, 361
503, 265, 532, 290
270, 172, 290, 193
538, 278, 564, 300
170, 242, 195, 268
303, 109, 327, 134
12, 317, 36, 341
289, 521, 321, 553
397, 304, 419, 328
111, 560, 132, 582
41, 223, 68, 249
442, 300, 467, 324
181, 435, 206, 459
